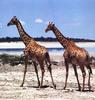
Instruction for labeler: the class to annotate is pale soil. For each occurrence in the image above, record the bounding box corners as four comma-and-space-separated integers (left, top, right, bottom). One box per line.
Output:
0, 55, 95, 100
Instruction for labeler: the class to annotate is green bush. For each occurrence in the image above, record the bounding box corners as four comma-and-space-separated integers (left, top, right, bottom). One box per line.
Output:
0, 54, 24, 66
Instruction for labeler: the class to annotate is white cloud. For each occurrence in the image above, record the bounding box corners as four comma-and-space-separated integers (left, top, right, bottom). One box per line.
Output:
35, 18, 43, 23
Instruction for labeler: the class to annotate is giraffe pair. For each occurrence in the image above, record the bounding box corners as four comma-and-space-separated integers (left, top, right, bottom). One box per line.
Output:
7, 16, 92, 91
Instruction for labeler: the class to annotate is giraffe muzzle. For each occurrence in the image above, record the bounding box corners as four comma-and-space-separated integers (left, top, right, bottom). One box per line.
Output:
7, 23, 12, 26
45, 29, 48, 33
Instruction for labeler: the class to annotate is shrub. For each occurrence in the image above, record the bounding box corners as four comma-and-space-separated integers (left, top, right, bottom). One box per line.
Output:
0, 54, 24, 66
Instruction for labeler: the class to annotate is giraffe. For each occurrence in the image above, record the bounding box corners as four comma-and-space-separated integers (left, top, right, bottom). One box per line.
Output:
7, 16, 56, 88
45, 22, 92, 91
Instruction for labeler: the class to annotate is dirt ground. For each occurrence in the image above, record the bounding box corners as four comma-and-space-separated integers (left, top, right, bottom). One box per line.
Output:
0, 55, 95, 100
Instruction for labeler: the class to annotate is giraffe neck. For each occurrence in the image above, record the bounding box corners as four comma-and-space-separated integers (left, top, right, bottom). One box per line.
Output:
52, 26, 69, 48
16, 20, 34, 46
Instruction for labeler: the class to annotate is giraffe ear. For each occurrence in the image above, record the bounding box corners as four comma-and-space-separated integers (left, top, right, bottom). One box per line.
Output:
49, 22, 51, 24
51, 22, 54, 25
14, 16, 16, 18
51, 22, 55, 26
52, 24, 55, 26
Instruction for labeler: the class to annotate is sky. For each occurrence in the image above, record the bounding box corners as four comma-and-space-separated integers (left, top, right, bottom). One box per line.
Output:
0, 0, 95, 40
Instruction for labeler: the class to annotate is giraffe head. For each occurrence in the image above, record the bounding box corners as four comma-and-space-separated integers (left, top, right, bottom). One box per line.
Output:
7, 16, 18, 26
45, 22, 55, 32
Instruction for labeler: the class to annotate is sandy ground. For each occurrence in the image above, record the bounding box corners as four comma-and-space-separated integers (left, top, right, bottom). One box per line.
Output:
0, 55, 95, 100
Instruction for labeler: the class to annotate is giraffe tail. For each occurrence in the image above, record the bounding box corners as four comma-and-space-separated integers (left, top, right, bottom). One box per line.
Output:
87, 55, 93, 74
88, 64, 93, 75
45, 52, 51, 66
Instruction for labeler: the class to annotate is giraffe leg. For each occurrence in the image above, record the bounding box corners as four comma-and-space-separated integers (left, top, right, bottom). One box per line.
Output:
82, 72, 86, 91
45, 53, 56, 89
80, 66, 86, 91
32, 61, 40, 87
73, 64, 81, 91
20, 55, 28, 87
86, 65, 92, 91
88, 69, 91, 91
47, 63, 56, 89
39, 61, 45, 88
40, 68, 45, 88
64, 60, 69, 90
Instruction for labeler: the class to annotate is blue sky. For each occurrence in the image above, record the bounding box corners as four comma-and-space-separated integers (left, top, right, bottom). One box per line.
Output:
0, 0, 95, 39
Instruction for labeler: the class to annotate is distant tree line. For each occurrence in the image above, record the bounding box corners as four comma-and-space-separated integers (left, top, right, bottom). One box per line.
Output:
0, 36, 95, 42
0, 37, 21, 42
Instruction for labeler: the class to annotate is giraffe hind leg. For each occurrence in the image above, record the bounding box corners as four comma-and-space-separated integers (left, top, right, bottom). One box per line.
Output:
47, 63, 56, 89
38, 61, 45, 88
32, 61, 40, 87
86, 65, 92, 91
45, 52, 56, 89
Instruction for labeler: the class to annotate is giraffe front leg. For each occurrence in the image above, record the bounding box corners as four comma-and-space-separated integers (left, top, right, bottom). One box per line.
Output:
20, 54, 28, 87
64, 60, 69, 90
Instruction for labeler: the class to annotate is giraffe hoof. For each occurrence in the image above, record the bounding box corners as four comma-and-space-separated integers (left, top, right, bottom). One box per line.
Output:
20, 84, 23, 87
88, 88, 93, 92
53, 84, 56, 89
77, 86, 81, 91
82, 89, 85, 92
37, 83, 40, 87
37, 85, 40, 88
39, 85, 43, 88
63, 86, 66, 90
77, 88, 81, 91
89, 89, 94, 92
88, 86, 91, 91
